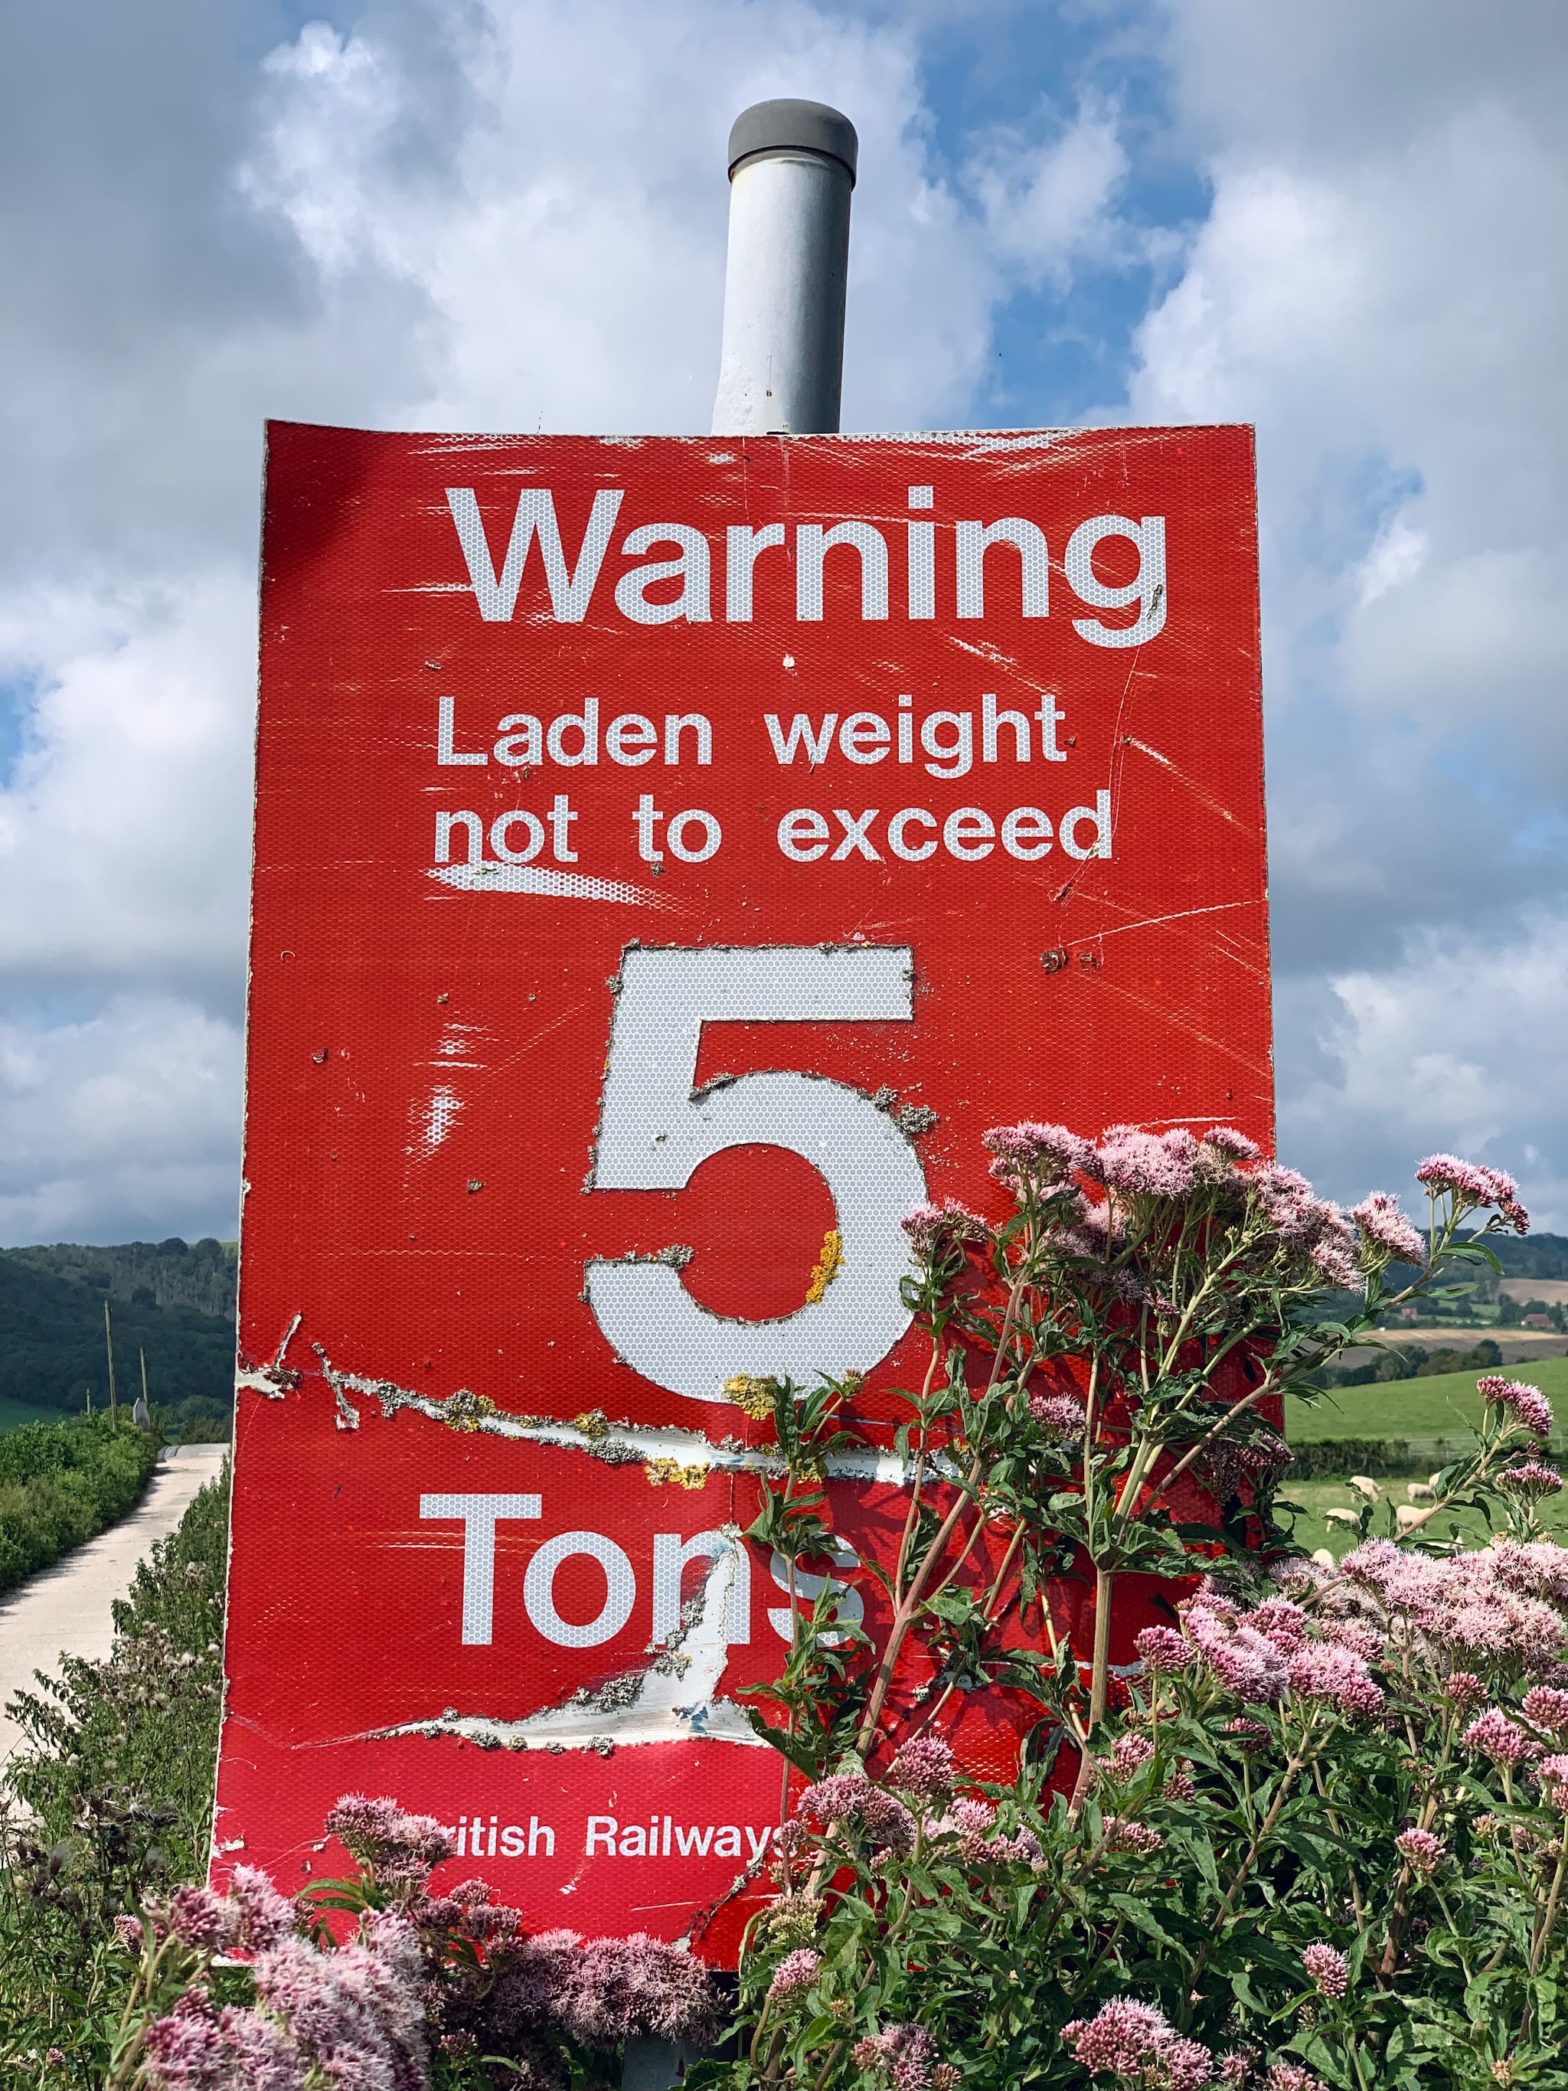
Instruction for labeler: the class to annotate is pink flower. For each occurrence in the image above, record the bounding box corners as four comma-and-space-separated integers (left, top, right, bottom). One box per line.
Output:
1414, 1154, 1529, 1233
1501, 1463, 1563, 1497
1110, 1733, 1156, 1780
1349, 1192, 1426, 1267
767, 1948, 821, 2001
1395, 1826, 1444, 1873
113, 1913, 143, 1951
1101, 1815, 1165, 1857
1523, 1685, 1568, 1734
1535, 1754, 1568, 1808
1030, 1390, 1088, 1443
1267, 2069, 1325, 2091
797, 1774, 916, 1855
1477, 1377, 1556, 1441
1135, 1625, 1192, 1673
1252, 1598, 1311, 1653
325, 1792, 454, 1886
1309, 1235, 1359, 1288
1185, 1599, 1289, 1704
983, 1122, 1095, 1191
552, 1933, 719, 2046
901, 1200, 990, 1255
851, 2022, 943, 2088
1287, 1641, 1385, 1718
155, 1885, 237, 1953
1463, 1709, 1537, 1765
1093, 1126, 1202, 1200
1201, 1127, 1260, 1162
1443, 1672, 1487, 1710
1061, 1999, 1212, 2088
885, 1735, 955, 1802
1302, 1942, 1348, 1999
1222, 1716, 1273, 1753
227, 1865, 299, 1953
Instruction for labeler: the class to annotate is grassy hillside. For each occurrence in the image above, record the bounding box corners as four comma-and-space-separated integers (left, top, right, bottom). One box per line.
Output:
1285, 1356, 1568, 1445
6, 1236, 236, 1318
0, 1250, 232, 1425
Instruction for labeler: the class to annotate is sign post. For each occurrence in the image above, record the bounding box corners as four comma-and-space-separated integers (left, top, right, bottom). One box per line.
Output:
216, 102, 1271, 2075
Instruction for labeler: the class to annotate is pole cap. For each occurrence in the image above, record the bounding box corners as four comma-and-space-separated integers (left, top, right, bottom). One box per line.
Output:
727, 99, 858, 187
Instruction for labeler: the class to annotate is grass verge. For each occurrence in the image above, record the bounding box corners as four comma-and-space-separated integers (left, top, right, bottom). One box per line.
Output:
0, 1459, 228, 2085
0, 1416, 160, 1596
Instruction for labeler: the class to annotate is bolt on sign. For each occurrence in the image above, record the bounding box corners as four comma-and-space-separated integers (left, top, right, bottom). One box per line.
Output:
220, 422, 1270, 1958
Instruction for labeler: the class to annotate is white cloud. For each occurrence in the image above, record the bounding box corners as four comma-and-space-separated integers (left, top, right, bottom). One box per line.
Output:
0, 573, 255, 991
0, 995, 243, 1243
2, 0, 1564, 1247
0, 0, 1148, 1241
966, 95, 1130, 286
1124, 2, 1568, 1209
1282, 911, 1568, 1230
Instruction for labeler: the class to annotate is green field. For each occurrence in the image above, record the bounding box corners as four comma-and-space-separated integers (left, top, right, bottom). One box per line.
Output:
1285, 1475, 1568, 1559
1284, 1356, 1568, 1446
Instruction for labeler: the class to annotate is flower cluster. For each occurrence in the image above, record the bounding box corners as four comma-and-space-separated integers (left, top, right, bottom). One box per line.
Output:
143, 1903, 426, 2091
797, 1773, 917, 1856
1477, 1377, 1556, 1443
851, 2022, 959, 2090
325, 1793, 455, 1889
1301, 1942, 1349, 2000
900, 1200, 990, 1257
1348, 1191, 1426, 1268
884, 1735, 955, 1803
1414, 1154, 1530, 1232
1394, 1826, 1444, 1874
1060, 1998, 1213, 2089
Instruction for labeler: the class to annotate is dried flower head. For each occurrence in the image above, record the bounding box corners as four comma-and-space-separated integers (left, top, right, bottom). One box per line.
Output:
900, 1201, 990, 1257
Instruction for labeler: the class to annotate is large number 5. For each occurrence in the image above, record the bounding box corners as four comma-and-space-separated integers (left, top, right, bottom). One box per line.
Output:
585, 946, 929, 1403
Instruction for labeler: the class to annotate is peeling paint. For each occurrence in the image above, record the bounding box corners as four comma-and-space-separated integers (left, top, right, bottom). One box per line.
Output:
311, 1343, 941, 1485
235, 1313, 303, 1399
342, 1549, 763, 1752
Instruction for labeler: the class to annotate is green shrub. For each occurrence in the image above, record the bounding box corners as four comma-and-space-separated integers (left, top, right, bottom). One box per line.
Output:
0, 1417, 160, 1594
0, 1462, 229, 2084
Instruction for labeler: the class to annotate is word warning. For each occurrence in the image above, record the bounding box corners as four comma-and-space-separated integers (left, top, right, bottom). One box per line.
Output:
219, 423, 1271, 1959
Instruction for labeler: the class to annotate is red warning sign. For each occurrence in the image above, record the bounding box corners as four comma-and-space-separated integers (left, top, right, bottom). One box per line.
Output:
219, 422, 1270, 1957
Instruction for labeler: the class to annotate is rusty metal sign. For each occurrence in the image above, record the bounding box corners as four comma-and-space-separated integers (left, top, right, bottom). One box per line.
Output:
218, 422, 1270, 1957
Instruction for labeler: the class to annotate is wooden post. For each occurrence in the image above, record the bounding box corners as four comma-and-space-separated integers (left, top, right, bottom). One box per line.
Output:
104, 1298, 118, 1423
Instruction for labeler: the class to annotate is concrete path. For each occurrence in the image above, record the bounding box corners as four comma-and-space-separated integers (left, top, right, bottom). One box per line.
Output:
0, 1443, 228, 1772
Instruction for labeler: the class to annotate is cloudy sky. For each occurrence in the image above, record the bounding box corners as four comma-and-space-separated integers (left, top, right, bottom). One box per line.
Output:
1, 0, 1564, 1244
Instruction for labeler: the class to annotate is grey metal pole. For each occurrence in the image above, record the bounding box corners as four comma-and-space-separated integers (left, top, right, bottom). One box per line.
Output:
710, 98, 858, 436
621, 106, 861, 2091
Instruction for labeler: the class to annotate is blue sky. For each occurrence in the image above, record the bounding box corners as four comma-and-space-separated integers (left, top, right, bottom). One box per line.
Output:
0, 0, 1564, 1243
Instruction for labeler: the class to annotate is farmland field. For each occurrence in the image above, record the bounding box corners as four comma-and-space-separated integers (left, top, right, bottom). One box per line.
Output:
1499, 1276, 1568, 1305
1285, 1475, 1568, 1558
1284, 1356, 1568, 1446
